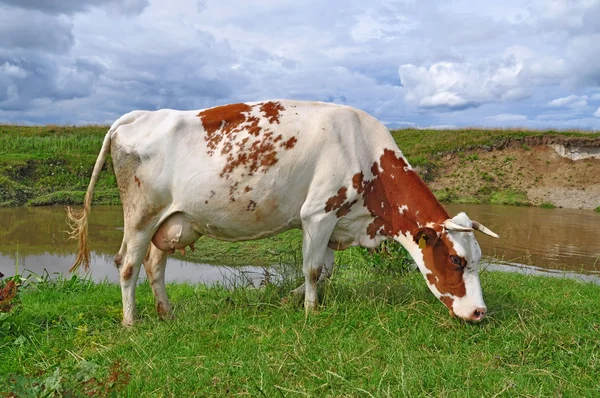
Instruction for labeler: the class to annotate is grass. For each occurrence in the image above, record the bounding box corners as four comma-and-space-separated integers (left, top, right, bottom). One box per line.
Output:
1, 267, 599, 396
0, 125, 115, 206
489, 189, 531, 206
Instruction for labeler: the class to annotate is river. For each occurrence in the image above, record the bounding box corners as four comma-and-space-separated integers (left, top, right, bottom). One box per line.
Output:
0, 204, 598, 283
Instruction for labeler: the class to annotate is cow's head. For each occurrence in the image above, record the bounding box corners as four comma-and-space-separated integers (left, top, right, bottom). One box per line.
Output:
402, 212, 499, 322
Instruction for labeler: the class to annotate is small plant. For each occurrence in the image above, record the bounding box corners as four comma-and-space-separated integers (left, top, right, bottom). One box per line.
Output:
358, 240, 414, 275
540, 202, 556, 209
595, 206, 600, 213
489, 189, 530, 206
480, 172, 495, 182
466, 154, 479, 161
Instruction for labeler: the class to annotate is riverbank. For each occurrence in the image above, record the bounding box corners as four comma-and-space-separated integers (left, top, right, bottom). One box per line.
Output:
1, 270, 599, 396
1, 125, 599, 209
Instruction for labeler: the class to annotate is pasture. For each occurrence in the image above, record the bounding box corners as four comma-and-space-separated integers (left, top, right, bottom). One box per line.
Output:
1, 265, 599, 396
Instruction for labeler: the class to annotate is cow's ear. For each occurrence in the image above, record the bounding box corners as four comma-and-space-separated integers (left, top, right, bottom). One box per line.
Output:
413, 227, 439, 249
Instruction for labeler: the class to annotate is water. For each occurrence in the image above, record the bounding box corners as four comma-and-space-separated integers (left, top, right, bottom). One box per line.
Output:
0, 204, 598, 283
0, 206, 271, 285
445, 204, 600, 273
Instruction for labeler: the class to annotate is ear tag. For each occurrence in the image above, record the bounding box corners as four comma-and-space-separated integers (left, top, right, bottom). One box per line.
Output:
418, 236, 426, 249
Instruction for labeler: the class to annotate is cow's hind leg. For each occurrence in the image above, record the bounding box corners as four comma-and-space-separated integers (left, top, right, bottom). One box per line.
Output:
290, 247, 334, 296
300, 213, 337, 313
143, 243, 171, 319
116, 233, 153, 326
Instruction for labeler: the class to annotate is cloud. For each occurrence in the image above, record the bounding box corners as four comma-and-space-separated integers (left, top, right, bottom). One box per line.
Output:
0, 0, 149, 16
1, 0, 600, 129
0, 7, 74, 54
488, 114, 528, 122
548, 95, 588, 109
0, 55, 106, 110
595, 107, 600, 118
350, 9, 419, 43
399, 50, 530, 110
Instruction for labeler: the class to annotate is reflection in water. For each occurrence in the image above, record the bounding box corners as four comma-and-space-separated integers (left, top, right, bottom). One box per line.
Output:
0, 206, 271, 285
0, 204, 599, 283
446, 203, 600, 273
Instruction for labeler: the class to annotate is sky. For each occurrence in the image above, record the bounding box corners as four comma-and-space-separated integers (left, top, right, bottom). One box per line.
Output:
1, 0, 600, 129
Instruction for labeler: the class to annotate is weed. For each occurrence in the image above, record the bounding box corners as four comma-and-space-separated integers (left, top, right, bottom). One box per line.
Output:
489, 189, 530, 206
595, 206, 600, 213
540, 202, 556, 209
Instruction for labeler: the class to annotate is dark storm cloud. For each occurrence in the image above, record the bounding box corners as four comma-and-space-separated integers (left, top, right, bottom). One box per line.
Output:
0, 7, 74, 54
0, 55, 105, 111
0, 0, 149, 16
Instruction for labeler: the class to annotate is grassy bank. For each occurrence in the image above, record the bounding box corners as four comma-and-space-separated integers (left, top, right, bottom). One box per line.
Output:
0, 125, 117, 206
1, 124, 598, 207
1, 269, 599, 396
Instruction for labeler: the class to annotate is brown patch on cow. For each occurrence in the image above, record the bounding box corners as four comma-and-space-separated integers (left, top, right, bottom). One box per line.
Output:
121, 265, 133, 281
426, 273, 438, 286
352, 172, 364, 194
260, 101, 285, 124
244, 186, 252, 193
222, 141, 233, 155
351, 149, 449, 239
439, 296, 455, 316
114, 254, 123, 268
325, 187, 347, 212
197, 103, 252, 155
419, 234, 467, 298
281, 136, 297, 149
197, 102, 294, 198
247, 200, 257, 211
134, 176, 141, 187
309, 265, 323, 284
336, 199, 358, 217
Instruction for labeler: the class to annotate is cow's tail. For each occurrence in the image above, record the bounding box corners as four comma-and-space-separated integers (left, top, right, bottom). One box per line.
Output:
67, 130, 113, 272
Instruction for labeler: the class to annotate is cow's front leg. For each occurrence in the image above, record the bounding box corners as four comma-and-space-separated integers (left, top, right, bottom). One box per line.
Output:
290, 247, 334, 297
301, 215, 337, 313
143, 243, 171, 319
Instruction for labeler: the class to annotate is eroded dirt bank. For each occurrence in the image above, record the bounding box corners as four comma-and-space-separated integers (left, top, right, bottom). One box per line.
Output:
427, 136, 600, 209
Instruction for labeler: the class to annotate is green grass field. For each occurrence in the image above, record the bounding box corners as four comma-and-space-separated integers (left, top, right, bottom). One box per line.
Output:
1, 268, 599, 397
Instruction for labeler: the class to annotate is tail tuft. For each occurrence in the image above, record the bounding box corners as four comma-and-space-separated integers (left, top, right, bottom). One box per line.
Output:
66, 205, 90, 272
66, 129, 113, 273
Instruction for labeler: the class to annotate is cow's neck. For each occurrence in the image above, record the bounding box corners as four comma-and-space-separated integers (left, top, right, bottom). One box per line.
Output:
358, 149, 449, 239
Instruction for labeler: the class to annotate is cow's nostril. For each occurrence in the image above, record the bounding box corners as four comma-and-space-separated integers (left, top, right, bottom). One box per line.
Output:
471, 308, 486, 321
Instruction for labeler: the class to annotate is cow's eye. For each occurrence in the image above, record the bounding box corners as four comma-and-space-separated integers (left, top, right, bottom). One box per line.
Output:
450, 255, 465, 270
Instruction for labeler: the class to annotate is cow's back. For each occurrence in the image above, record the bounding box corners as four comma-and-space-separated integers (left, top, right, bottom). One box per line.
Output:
110, 100, 398, 241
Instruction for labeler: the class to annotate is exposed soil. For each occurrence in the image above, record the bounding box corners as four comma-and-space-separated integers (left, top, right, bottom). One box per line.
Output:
428, 138, 600, 210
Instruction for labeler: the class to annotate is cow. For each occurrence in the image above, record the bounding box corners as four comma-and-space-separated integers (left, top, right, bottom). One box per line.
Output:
68, 100, 499, 326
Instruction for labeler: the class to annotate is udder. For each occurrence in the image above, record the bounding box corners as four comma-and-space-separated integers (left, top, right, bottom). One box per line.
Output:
152, 212, 202, 255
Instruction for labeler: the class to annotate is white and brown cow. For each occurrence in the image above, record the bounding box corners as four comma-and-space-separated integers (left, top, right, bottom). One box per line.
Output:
68, 100, 498, 326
